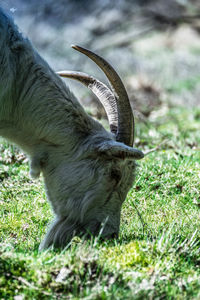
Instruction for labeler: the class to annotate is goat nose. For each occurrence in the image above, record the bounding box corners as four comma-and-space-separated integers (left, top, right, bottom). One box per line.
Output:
110, 232, 118, 239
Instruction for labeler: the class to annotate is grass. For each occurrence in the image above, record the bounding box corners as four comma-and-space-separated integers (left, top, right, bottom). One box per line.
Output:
0, 105, 200, 299
166, 75, 200, 93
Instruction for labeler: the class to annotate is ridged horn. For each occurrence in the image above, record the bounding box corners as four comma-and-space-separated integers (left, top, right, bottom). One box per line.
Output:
71, 45, 134, 146
57, 71, 118, 134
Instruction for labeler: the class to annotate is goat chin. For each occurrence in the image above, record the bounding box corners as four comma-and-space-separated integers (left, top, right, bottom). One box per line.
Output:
39, 216, 118, 250
0, 8, 144, 249
39, 217, 79, 250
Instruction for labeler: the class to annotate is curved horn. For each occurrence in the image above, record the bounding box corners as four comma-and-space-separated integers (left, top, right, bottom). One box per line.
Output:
57, 71, 118, 134
71, 45, 134, 147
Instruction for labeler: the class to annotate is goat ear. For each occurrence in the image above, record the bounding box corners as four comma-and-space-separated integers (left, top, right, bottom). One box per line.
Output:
94, 140, 144, 160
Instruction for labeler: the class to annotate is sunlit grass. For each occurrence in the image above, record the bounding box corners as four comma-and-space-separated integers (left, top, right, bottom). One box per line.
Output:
0, 106, 200, 299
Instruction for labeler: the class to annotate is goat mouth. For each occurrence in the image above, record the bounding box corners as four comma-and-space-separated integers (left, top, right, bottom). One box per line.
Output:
81, 220, 118, 240
100, 231, 118, 240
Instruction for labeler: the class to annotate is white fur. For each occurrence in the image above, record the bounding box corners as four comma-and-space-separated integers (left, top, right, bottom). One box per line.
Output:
0, 8, 141, 249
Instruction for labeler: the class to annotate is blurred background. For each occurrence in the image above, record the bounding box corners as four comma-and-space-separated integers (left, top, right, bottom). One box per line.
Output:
1, 0, 200, 122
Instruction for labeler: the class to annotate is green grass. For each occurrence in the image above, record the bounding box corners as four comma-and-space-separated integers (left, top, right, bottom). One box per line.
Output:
0, 106, 200, 299
166, 75, 200, 93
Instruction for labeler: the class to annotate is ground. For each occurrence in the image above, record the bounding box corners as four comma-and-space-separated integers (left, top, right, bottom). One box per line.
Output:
0, 106, 199, 299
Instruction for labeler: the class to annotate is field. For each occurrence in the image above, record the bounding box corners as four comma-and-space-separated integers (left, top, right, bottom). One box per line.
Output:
0, 1, 200, 298
0, 105, 199, 299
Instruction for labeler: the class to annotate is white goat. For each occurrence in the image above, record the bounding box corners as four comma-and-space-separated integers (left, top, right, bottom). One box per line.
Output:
0, 8, 144, 249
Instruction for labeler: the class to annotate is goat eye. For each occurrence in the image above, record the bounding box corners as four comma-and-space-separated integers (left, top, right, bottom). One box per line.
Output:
110, 169, 122, 183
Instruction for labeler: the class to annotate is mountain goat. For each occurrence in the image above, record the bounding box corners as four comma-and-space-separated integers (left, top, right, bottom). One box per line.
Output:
0, 7, 144, 249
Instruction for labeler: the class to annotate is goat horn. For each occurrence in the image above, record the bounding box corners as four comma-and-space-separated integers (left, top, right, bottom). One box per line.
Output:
71, 45, 134, 146
57, 70, 118, 134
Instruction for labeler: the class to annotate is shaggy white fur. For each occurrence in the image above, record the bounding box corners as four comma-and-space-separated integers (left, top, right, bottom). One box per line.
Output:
0, 8, 143, 249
